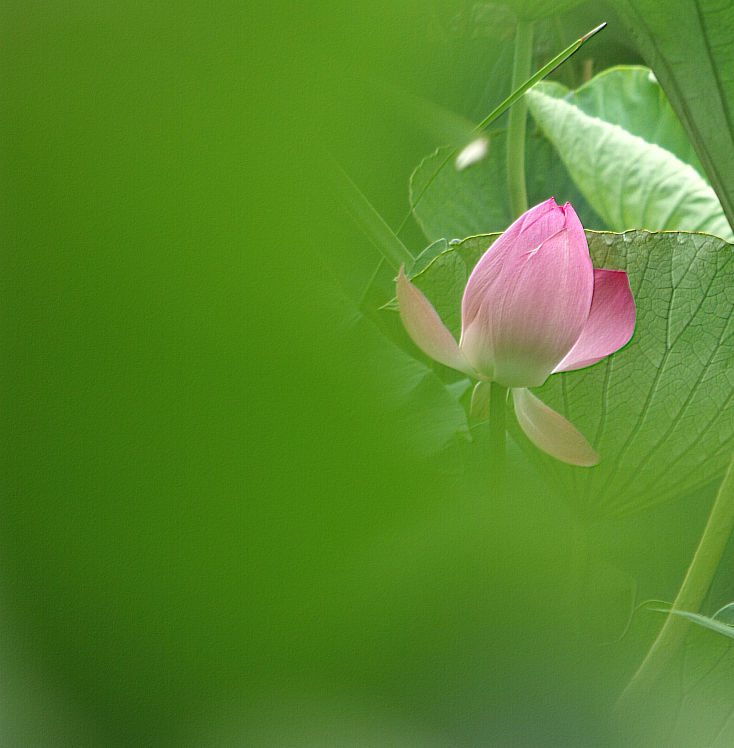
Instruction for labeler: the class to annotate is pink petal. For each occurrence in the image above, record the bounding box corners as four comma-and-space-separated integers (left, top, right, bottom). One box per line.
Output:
396, 267, 476, 376
553, 269, 636, 373
460, 200, 594, 387
461, 198, 559, 331
512, 387, 599, 466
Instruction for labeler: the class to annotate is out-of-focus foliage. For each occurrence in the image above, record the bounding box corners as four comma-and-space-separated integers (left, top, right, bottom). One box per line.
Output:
410, 133, 600, 240
5, 0, 734, 745
619, 622, 734, 746
613, 0, 734, 232
490, 0, 588, 21
411, 66, 732, 242
527, 81, 733, 238
556, 66, 703, 173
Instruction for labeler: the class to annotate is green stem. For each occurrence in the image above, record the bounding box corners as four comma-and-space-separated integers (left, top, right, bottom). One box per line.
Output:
489, 382, 508, 489
618, 453, 734, 707
507, 21, 534, 218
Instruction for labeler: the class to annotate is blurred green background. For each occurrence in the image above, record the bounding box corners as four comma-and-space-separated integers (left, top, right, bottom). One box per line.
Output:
1, 1, 726, 745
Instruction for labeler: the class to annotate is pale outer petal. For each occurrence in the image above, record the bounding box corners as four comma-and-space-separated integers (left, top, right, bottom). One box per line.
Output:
396, 267, 476, 377
553, 268, 636, 373
460, 200, 594, 387
512, 387, 599, 466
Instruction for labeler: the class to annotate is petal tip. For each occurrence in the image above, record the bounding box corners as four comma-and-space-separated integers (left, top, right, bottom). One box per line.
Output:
512, 387, 600, 467
576, 449, 600, 468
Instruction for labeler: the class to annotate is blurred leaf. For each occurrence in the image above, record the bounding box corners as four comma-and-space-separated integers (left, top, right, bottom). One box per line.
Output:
333, 166, 414, 270
410, 130, 602, 241
410, 140, 506, 241
620, 623, 734, 746
408, 65, 707, 242
339, 292, 470, 456
613, 0, 734, 236
445, 3, 518, 42
562, 66, 704, 176
401, 230, 734, 517
526, 85, 733, 240
407, 21, 609, 240
715, 603, 734, 625
497, 0, 588, 21
580, 561, 637, 643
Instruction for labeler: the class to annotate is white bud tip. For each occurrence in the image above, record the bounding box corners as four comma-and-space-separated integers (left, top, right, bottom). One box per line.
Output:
455, 137, 489, 171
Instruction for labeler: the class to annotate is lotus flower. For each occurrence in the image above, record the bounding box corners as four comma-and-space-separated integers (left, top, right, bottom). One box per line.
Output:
396, 198, 636, 466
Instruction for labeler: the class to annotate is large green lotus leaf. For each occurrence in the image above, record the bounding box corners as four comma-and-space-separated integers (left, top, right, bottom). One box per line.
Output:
612, 0, 734, 237
406, 230, 734, 518
526, 86, 734, 240
410, 129, 602, 243
562, 66, 704, 176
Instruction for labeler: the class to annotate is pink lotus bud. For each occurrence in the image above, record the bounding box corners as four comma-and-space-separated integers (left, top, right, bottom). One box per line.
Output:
396, 198, 636, 465
460, 198, 594, 387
